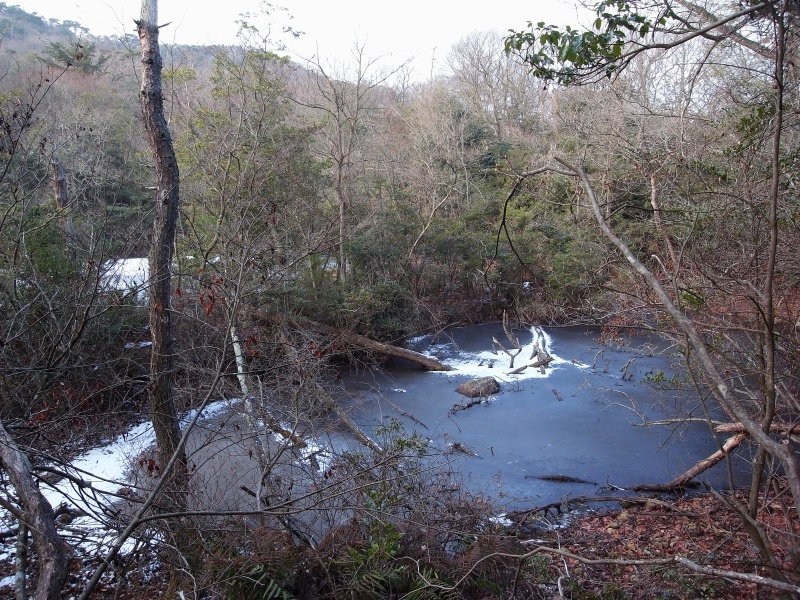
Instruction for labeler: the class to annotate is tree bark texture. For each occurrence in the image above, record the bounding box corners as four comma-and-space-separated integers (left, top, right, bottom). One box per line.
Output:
0, 421, 69, 600
50, 156, 76, 240
137, 2, 198, 583
137, 1, 185, 478
50, 157, 68, 211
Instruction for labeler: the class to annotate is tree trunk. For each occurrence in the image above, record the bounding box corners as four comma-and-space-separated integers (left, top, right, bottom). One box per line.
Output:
558, 156, 800, 512
137, 0, 197, 582
648, 172, 678, 268
15, 522, 27, 600
0, 421, 69, 600
50, 156, 76, 241
749, 0, 784, 518
50, 156, 68, 211
138, 0, 185, 487
231, 321, 308, 450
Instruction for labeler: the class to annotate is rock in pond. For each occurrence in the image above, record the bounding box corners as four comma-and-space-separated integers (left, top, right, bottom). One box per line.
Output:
455, 376, 500, 398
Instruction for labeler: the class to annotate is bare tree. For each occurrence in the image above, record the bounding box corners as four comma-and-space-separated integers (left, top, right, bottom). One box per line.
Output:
136, 0, 197, 583
447, 30, 543, 142
296, 44, 406, 283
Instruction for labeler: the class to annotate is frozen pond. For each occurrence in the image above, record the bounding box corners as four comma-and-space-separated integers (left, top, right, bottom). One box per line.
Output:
25, 323, 752, 552
339, 323, 750, 510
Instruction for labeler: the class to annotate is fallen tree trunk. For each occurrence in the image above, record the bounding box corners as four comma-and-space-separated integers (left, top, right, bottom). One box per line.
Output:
304, 320, 453, 371
632, 433, 748, 492
508, 495, 698, 521
715, 421, 799, 439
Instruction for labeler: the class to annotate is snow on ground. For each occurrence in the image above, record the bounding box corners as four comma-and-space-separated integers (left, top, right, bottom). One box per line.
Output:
101, 257, 148, 302
43, 400, 231, 513
23, 396, 335, 557
417, 326, 584, 382
34, 399, 232, 553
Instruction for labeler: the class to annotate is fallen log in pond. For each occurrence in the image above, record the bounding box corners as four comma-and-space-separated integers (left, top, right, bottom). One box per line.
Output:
449, 397, 484, 415
715, 421, 800, 441
525, 474, 598, 485
386, 401, 428, 430
315, 382, 383, 454
446, 441, 480, 457
507, 355, 554, 375
507, 495, 702, 523
298, 319, 453, 371
631, 432, 747, 492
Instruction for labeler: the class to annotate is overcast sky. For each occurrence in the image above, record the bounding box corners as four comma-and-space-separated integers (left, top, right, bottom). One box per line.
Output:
17, 0, 581, 76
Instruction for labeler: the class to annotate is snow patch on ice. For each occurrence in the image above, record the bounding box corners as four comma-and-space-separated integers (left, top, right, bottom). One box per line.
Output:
421, 327, 583, 381
124, 340, 152, 349
489, 514, 513, 527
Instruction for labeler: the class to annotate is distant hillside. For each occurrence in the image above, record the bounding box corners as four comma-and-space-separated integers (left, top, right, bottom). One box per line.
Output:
0, 3, 225, 79
0, 3, 77, 41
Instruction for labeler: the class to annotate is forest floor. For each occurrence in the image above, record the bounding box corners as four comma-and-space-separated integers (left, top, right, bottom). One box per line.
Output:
529, 488, 799, 599
1, 488, 796, 598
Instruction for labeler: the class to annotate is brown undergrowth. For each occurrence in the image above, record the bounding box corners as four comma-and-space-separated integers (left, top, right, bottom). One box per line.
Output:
535, 490, 799, 599
1, 488, 797, 598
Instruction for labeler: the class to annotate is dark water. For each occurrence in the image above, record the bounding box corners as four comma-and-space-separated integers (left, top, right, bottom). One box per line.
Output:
339, 324, 751, 510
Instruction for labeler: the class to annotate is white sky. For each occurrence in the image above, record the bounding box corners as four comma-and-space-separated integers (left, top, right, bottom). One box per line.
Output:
16, 0, 582, 76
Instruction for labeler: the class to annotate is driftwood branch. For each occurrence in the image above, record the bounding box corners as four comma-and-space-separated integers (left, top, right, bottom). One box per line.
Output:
508, 495, 698, 521
715, 421, 800, 439
507, 356, 554, 375
316, 383, 382, 453
449, 398, 484, 415
492, 312, 523, 368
